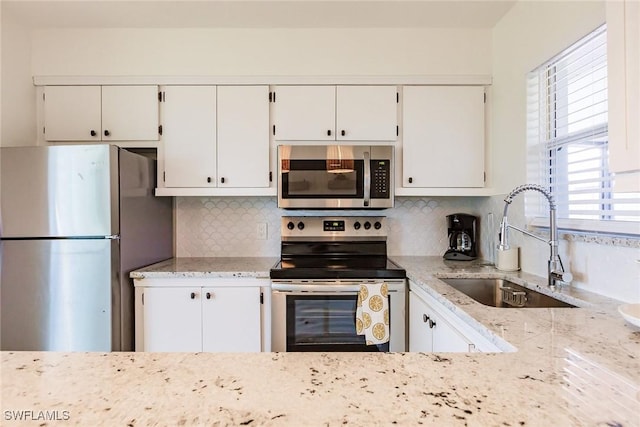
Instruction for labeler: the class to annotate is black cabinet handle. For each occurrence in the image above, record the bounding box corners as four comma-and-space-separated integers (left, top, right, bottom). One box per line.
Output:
327, 130, 332, 136
341, 130, 346, 136
90, 130, 97, 137
190, 292, 196, 299
422, 314, 429, 323
409, 177, 413, 184
206, 292, 212, 300
104, 130, 110, 137
429, 319, 437, 329
221, 177, 225, 184
207, 177, 212, 183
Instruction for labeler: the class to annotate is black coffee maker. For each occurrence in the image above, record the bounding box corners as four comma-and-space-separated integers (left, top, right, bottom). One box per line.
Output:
443, 213, 478, 261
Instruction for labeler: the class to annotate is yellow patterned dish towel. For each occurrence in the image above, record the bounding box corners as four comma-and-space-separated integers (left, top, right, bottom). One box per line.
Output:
355, 282, 390, 345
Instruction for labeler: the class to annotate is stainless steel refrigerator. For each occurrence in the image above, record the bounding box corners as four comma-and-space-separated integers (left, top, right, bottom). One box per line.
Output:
0, 145, 173, 351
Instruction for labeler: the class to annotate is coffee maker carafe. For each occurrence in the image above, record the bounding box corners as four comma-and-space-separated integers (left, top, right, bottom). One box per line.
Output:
443, 213, 477, 261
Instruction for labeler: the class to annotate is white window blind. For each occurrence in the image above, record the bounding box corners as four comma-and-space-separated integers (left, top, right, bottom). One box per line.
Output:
526, 25, 640, 235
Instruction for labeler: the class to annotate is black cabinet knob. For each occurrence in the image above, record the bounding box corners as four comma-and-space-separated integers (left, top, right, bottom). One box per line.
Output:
104, 130, 110, 137
221, 177, 225, 184
341, 130, 346, 136
207, 177, 212, 183
422, 314, 429, 323
206, 292, 212, 300
190, 292, 196, 299
287, 221, 295, 230
90, 130, 97, 137
408, 177, 413, 184
327, 130, 332, 136
429, 319, 437, 329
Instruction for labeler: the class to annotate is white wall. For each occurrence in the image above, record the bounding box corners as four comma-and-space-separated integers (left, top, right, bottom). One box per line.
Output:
30, 27, 491, 76
487, 0, 640, 303
1, 6, 36, 147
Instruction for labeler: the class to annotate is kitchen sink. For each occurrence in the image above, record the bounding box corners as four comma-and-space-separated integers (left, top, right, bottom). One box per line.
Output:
440, 278, 577, 308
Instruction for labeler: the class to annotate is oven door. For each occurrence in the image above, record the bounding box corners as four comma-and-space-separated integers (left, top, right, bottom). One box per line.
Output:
271, 280, 406, 352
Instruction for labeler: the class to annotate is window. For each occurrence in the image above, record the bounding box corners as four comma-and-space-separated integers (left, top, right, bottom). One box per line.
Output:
527, 25, 640, 235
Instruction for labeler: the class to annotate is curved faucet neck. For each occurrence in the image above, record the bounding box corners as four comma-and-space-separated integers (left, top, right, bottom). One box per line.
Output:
499, 184, 566, 287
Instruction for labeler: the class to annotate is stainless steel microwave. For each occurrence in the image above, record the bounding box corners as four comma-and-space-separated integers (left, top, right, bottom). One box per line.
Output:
277, 145, 394, 209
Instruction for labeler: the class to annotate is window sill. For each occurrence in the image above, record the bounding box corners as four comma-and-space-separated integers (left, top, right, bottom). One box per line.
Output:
529, 217, 640, 248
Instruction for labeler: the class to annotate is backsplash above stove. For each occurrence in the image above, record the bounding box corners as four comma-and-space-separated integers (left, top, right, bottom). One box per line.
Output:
175, 196, 484, 258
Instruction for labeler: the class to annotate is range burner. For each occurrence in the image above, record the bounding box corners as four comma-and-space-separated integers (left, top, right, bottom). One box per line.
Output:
269, 216, 406, 280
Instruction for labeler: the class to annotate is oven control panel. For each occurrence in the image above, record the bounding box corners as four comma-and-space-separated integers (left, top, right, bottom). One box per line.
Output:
282, 216, 387, 239
323, 220, 345, 232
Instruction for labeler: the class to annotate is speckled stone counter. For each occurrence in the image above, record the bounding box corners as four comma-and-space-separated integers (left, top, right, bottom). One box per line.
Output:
2, 256, 639, 426
129, 257, 278, 279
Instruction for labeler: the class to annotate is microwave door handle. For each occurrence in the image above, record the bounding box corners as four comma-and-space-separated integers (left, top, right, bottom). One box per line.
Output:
363, 150, 370, 207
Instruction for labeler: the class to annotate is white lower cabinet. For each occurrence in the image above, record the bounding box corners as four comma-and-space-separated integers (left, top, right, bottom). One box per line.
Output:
134, 278, 266, 352
409, 283, 500, 353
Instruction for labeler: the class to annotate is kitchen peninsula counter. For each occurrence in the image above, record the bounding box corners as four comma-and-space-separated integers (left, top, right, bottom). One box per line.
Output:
3, 257, 639, 426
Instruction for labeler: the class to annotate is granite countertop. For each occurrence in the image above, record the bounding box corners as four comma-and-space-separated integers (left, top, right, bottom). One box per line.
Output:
129, 257, 279, 279
3, 256, 640, 426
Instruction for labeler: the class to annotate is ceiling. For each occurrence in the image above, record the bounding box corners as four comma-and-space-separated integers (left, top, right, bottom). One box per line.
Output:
2, 0, 517, 29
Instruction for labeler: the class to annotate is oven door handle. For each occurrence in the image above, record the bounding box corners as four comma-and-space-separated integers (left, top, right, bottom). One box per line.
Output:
271, 282, 405, 293
272, 283, 361, 293
363, 150, 371, 207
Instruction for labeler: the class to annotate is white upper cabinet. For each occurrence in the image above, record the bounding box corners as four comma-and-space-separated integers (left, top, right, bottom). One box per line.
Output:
161, 85, 217, 188
402, 85, 485, 188
44, 85, 159, 142
217, 85, 270, 188
607, 0, 640, 191
273, 86, 336, 141
44, 86, 102, 141
159, 85, 270, 192
273, 85, 397, 141
336, 85, 398, 141
101, 86, 160, 141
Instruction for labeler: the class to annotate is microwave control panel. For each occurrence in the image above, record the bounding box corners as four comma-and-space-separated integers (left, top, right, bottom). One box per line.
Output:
370, 160, 390, 198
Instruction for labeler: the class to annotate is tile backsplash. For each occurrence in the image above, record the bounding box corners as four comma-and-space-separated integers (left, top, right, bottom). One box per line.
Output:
176, 196, 484, 257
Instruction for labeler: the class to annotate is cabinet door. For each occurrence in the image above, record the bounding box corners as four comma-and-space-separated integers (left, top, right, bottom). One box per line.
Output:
336, 85, 397, 141
402, 86, 485, 188
273, 86, 336, 140
44, 86, 102, 142
161, 86, 217, 188
201, 287, 261, 352
607, 0, 640, 190
142, 287, 202, 352
409, 291, 433, 352
217, 86, 270, 188
101, 86, 159, 141
431, 313, 473, 353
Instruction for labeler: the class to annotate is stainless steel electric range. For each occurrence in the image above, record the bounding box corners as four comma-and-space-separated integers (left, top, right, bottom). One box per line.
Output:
270, 216, 407, 352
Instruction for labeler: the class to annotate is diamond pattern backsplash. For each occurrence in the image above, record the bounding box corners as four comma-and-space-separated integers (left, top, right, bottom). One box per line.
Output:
176, 196, 484, 257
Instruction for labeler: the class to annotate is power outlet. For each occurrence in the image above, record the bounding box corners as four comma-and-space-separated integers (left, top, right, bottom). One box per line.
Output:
256, 223, 268, 240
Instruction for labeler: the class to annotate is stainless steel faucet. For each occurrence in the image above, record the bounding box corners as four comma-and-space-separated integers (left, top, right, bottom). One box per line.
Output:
498, 184, 573, 288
